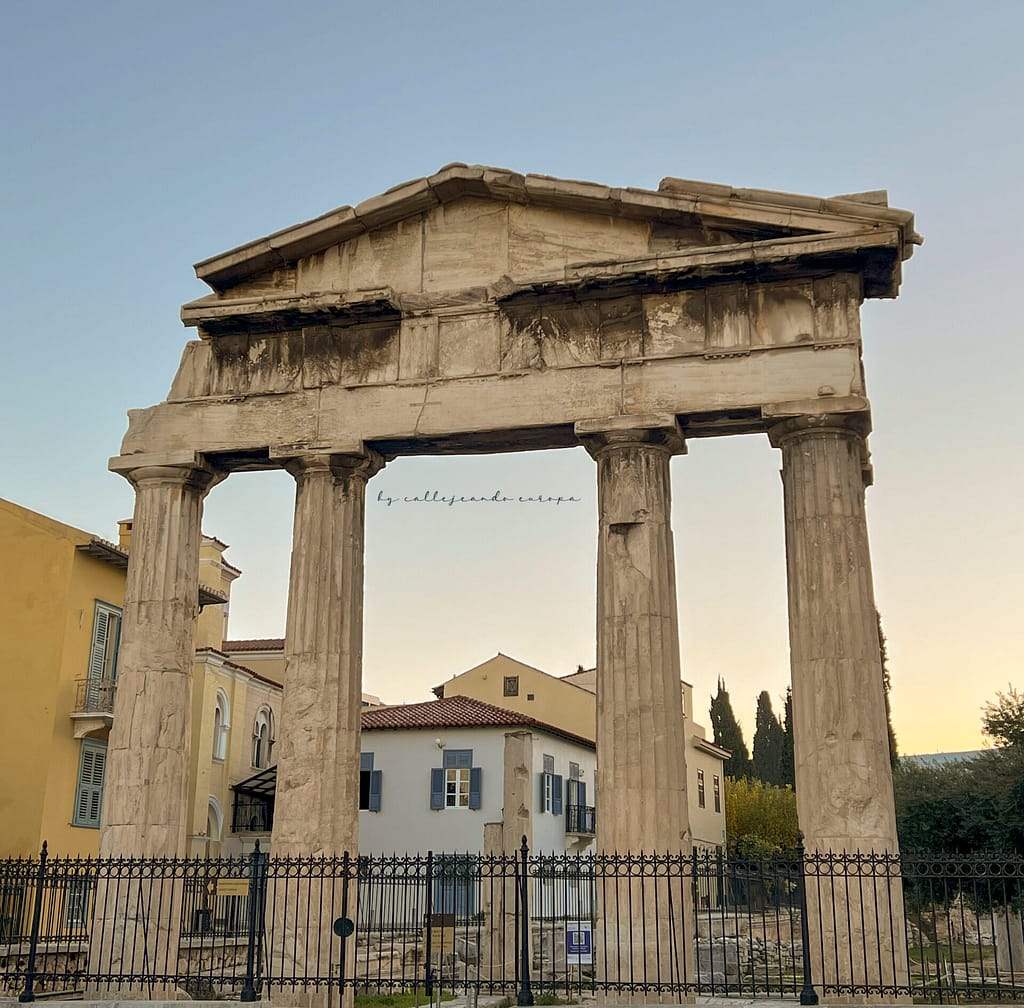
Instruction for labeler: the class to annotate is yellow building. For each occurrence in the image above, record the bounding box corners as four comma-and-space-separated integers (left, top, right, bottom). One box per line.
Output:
0, 498, 284, 858
434, 653, 730, 849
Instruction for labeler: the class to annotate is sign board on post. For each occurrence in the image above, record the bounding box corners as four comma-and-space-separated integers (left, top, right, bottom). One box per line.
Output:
566, 920, 593, 966
424, 913, 456, 953
215, 878, 250, 898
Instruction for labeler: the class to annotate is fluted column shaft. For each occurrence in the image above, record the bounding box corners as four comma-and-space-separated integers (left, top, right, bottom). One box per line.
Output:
272, 450, 383, 856
770, 415, 898, 852
578, 415, 692, 1004
770, 415, 907, 998
578, 416, 690, 853
101, 462, 220, 858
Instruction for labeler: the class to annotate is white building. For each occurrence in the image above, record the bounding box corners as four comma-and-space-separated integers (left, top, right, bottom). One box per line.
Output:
358, 695, 597, 857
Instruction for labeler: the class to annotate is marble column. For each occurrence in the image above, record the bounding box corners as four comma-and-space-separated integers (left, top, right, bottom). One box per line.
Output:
102, 458, 221, 856
769, 414, 908, 997
576, 414, 693, 1002
92, 455, 220, 997
269, 448, 382, 1006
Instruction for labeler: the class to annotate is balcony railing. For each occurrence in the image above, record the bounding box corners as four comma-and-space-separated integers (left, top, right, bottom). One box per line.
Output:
565, 803, 595, 835
232, 796, 273, 833
72, 677, 116, 716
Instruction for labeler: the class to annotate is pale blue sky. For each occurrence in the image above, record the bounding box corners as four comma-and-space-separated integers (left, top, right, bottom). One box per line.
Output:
2, 0, 1021, 753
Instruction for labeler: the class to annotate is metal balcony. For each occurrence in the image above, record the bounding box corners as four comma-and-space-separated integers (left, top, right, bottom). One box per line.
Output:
565, 804, 595, 836
70, 678, 116, 738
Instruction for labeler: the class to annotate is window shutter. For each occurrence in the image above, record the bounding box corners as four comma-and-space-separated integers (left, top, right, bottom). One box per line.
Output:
468, 767, 482, 810
73, 740, 107, 828
360, 752, 374, 772
444, 749, 472, 770
368, 770, 382, 812
87, 607, 110, 682
539, 773, 546, 811
552, 774, 563, 815
579, 781, 587, 807
430, 768, 445, 810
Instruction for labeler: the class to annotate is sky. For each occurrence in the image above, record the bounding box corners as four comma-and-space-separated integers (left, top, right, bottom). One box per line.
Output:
2, 0, 1021, 756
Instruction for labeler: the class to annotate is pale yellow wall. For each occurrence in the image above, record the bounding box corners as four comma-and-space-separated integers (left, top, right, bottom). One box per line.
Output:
195, 536, 240, 650
2, 500, 256, 859
226, 650, 285, 686
189, 657, 246, 856
437, 654, 597, 741
447, 655, 729, 848
0, 500, 126, 857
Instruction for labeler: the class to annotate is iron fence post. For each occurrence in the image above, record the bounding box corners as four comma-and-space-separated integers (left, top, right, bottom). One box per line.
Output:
517, 834, 533, 1007
240, 840, 261, 1002
18, 841, 47, 1004
339, 850, 351, 1000
425, 850, 434, 998
796, 833, 819, 1006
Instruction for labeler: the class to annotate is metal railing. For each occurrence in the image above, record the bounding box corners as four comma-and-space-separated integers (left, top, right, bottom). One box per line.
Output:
231, 797, 273, 834
2, 839, 1023, 1003
565, 804, 595, 835
70, 678, 116, 716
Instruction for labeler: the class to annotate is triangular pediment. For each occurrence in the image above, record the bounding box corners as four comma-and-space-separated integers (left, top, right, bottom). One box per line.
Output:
184, 165, 919, 322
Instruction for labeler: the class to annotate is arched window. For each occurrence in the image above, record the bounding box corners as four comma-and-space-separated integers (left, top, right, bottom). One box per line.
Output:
252, 706, 274, 769
207, 796, 224, 842
213, 689, 230, 761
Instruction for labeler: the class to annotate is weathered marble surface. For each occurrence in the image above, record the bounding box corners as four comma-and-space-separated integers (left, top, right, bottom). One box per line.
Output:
769, 415, 908, 996
104, 168, 919, 1006
578, 416, 693, 1003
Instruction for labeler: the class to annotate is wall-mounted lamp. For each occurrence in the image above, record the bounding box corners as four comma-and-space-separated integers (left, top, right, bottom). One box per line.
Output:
435, 738, 446, 750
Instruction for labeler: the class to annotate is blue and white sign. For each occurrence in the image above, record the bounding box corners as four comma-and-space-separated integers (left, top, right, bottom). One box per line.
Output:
566, 920, 593, 966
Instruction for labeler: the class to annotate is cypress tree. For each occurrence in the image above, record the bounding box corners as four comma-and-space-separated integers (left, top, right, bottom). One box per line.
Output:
752, 690, 786, 786
780, 687, 795, 788
877, 611, 898, 769
710, 678, 752, 779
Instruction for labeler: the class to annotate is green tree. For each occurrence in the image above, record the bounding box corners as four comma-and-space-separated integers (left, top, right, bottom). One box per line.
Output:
894, 746, 1024, 854
710, 678, 751, 779
876, 611, 898, 769
752, 691, 786, 786
982, 685, 1024, 747
724, 776, 799, 857
780, 687, 795, 788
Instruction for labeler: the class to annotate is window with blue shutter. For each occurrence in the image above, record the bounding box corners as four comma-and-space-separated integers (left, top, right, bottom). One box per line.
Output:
539, 759, 564, 814
430, 767, 445, 810
72, 739, 107, 828
360, 753, 382, 812
432, 750, 480, 809
84, 602, 121, 711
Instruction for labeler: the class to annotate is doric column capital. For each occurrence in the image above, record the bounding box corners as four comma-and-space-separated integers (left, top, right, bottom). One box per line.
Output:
109, 450, 224, 496
574, 413, 686, 460
767, 412, 873, 486
273, 444, 385, 483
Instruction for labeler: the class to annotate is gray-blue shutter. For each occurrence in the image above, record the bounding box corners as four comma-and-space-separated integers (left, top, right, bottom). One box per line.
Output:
579, 781, 587, 807
73, 739, 107, 828
430, 768, 445, 810
468, 767, 482, 810
552, 774, 564, 815
360, 752, 374, 772
368, 770, 382, 812
444, 749, 472, 769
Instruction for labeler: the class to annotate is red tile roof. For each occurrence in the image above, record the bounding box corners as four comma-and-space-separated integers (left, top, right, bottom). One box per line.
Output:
362, 695, 594, 749
224, 638, 285, 652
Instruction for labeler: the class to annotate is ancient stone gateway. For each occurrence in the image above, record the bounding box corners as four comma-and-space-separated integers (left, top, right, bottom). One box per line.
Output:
103, 165, 919, 1000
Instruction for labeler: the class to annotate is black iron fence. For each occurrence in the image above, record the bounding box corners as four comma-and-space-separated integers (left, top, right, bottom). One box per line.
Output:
2, 839, 1023, 1003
